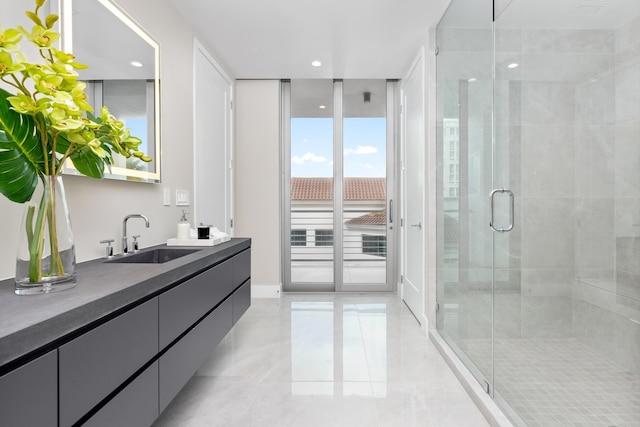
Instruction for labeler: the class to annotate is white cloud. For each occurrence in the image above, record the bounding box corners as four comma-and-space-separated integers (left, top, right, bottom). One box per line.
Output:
344, 145, 378, 156
292, 152, 328, 164
361, 163, 374, 169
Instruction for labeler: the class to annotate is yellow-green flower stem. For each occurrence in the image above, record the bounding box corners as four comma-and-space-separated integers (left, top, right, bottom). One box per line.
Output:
46, 175, 64, 276
34, 112, 50, 175
26, 175, 64, 282
27, 178, 48, 282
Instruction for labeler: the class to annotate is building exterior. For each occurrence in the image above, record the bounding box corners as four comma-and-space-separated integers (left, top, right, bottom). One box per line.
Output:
290, 177, 387, 261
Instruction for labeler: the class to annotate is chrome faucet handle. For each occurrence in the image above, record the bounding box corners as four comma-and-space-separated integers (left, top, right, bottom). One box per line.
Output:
100, 239, 114, 258
122, 214, 150, 254
132, 235, 141, 252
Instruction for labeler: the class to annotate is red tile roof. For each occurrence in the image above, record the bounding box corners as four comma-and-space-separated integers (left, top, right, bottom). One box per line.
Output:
291, 177, 386, 201
345, 211, 387, 225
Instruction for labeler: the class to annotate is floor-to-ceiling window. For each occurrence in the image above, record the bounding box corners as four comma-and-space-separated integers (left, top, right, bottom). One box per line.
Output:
283, 79, 396, 292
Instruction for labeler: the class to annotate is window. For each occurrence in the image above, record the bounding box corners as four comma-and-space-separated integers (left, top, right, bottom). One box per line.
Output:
449, 164, 459, 183
449, 140, 459, 161
363, 235, 387, 257
315, 229, 334, 246
291, 229, 307, 246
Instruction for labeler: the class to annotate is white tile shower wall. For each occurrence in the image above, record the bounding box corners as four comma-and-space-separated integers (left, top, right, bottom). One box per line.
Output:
518, 29, 623, 342
614, 16, 639, 374
570, 16, 640, 374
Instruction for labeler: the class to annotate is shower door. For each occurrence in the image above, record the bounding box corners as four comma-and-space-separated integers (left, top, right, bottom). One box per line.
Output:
435, 0, 495, 393
437, 0, 640, 425
492, 1, 640, 425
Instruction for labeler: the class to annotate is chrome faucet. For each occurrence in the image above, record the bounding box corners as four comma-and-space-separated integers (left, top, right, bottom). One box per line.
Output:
122, 214, 150, 254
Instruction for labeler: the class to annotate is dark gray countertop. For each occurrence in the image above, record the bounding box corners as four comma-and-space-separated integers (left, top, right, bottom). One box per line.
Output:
0, 238, 250, 368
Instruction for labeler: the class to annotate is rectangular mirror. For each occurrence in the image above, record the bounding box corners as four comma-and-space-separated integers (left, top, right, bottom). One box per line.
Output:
58, 0, 161, 183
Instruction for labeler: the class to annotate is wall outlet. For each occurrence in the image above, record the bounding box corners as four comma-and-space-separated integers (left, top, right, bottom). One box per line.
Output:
176, 189, 190, 206
163, 188, 171, 206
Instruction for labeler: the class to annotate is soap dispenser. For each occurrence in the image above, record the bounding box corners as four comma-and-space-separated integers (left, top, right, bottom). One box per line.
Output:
177, 210, 191, 240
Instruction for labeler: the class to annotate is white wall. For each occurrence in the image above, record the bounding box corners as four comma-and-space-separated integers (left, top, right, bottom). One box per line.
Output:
0, 0, 205, 280
234, 80, 281, 297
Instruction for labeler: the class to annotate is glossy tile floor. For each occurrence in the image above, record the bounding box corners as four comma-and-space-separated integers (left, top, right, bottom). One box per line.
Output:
153, 294, 489, 427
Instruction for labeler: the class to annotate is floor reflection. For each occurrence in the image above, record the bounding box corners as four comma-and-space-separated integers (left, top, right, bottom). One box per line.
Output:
291, 302, 387, 397
153, 294, 489, 427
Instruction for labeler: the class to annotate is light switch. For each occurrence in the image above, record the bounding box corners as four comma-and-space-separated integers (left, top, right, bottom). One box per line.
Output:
176, 189, 190, 206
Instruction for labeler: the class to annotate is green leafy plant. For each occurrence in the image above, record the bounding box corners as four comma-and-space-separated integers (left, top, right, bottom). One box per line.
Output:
0, 0, 150, 283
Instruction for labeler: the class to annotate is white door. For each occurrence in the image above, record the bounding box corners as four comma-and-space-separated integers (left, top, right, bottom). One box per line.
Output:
194, 40, 233, 233
401, 54, 425, 321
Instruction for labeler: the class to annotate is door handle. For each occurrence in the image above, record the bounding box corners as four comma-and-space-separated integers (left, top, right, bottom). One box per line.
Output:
489, 188, 514, 232
389, 199, 393, 223
410, 222, 422, 230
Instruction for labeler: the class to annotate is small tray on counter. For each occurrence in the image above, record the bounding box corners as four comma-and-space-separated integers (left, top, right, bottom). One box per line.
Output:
166, 235, 230, 247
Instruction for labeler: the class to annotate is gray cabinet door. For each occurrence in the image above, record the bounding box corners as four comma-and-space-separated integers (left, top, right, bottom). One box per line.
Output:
159, 298, 233, 412
84, 361, 159, 427
159, 259, 232, 349
59, 298, 159, 427
0, 350, 57, 427
232, 279, 251, 325
233, 249, 251, 288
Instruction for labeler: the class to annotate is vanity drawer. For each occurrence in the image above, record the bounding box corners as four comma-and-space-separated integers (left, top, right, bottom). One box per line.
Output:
0, 350, 57, 427
159, 259, 233, 349
232, 279, 251, 325
59, 298, 158, 427
233, 248, 251, 288
159, 297, 233, 412
84, 361, 158, 427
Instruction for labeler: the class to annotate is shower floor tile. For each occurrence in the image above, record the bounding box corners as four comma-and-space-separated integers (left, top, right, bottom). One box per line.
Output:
460, 337, 640, 427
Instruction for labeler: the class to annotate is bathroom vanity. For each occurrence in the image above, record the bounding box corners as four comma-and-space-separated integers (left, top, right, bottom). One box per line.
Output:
0, 238, 251, 426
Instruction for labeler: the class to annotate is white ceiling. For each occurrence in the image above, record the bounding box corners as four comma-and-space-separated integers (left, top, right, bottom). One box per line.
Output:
169, 0, 451, 79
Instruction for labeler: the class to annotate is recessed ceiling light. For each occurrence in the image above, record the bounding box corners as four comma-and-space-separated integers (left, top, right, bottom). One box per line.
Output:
319, 105, 326, 109
130, 61, 143, 68
468, 78, 477, 82
507, 63, 519, 69
311, 60, 322, 67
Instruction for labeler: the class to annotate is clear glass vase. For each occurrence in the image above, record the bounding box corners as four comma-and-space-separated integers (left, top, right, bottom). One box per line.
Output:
15, 175, 77, 295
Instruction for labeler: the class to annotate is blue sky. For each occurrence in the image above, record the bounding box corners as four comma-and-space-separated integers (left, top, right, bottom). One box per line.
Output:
126, 118, 148, 154
291, 117, 386, 178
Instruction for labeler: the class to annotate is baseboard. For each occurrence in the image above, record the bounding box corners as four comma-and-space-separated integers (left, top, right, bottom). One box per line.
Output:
251, 283, 282, 298
420, 313, 429, 336
429, 331, 513, 427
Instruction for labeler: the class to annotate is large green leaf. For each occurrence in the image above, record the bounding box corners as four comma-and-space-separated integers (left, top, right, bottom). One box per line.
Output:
56, 133, 106, 179
69, 146, 105, 179
0, 88, 44, 203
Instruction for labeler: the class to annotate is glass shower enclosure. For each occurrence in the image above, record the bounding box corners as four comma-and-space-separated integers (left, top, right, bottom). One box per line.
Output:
436, 0, 640, 425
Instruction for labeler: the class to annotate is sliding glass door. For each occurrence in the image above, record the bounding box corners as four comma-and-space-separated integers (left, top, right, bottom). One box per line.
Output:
283, 79, 396, 292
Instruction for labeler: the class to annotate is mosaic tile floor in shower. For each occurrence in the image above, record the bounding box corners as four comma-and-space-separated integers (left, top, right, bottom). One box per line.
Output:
458, 337, 640, 427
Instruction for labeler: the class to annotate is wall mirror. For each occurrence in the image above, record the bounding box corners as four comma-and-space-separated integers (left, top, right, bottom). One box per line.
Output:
58, 0, 161, 183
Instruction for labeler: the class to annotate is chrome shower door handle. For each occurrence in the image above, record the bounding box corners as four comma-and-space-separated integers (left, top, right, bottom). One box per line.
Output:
489, 188, 514, 232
